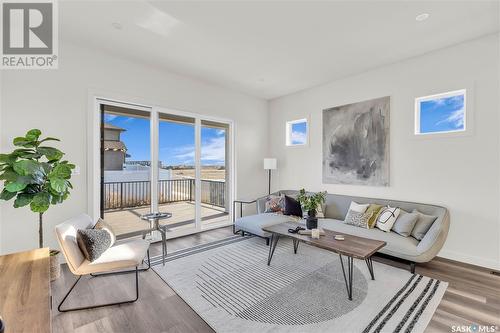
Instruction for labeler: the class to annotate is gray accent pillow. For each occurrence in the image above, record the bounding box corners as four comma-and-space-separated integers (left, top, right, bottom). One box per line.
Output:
344, 209, 372, 229
411, 209, 438, 240
77, 229, 111, 262
94, 218, 116, 246
392, 209, 419, 237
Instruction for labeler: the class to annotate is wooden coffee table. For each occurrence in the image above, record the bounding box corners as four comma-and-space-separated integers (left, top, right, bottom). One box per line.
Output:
263, 221, 386, 300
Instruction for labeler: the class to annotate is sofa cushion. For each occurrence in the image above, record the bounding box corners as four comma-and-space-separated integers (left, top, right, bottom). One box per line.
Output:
235, 213, 298, 237
283, 195, 302, 217
366, 204, 383, 228
264, 195, 285, 213
343, 209, 371, 229
348, 201, 369, 213
319, 218, 419, 258
393, 210, 419, 237
376, 206, 401, 232
411, 210, 438, 240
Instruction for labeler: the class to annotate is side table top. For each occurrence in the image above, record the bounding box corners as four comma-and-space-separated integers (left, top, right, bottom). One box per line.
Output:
141, 212, 172, 221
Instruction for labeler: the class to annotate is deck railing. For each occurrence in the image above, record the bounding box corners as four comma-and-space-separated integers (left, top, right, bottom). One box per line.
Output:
103, 179, 226, 210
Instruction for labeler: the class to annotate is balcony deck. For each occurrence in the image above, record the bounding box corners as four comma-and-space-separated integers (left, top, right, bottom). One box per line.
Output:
104, 201, 229, 237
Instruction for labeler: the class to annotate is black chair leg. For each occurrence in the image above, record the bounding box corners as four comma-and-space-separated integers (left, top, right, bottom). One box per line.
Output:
266, 238, 270, 246
58, 266, 139, 312
410, 262, 416, 274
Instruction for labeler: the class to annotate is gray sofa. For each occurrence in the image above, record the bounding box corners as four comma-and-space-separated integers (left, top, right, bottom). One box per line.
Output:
234, 190, 450, 272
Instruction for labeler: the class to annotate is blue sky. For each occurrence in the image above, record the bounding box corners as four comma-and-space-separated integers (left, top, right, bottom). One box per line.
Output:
291, 121, 307, 144
104, 114, 225, 166
419, 94, 465, 133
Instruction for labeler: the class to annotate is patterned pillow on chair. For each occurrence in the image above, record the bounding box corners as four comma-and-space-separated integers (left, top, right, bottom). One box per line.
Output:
264, 195, 284, 214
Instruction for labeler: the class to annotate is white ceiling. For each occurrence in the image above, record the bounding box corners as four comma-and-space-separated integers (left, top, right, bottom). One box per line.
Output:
60, 1, 500, 100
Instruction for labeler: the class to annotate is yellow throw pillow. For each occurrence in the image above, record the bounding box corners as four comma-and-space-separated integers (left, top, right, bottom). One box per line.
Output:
366, 204, 383, 229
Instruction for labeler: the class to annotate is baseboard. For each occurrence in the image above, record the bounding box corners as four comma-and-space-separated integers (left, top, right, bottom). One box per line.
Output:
438, 249, 500, 271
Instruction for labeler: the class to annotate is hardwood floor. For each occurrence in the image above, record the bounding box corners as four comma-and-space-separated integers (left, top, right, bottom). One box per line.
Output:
51, 226, 500, 333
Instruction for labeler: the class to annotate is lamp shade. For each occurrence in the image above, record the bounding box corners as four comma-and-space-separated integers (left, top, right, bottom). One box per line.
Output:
263, 158, 277, 170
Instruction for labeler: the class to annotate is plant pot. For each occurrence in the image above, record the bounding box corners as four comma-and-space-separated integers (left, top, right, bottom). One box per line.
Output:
49, 250, 61, 282
306, 217, 318, 229
306, 209, 318, 230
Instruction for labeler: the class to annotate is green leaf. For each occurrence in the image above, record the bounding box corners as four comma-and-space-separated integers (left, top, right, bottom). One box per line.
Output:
13, 160, 40, 176
50, 178, 68, 193
26, 129, 41, 141
38, 137, 60, 144
0, 189, 16, 201
49, 163, 72, 179
30, 192, 51, 213
14, 193, 34, 207
12, 148, 40, 160
13, 137, 36, 147
5, 181, 27, 192
0, 169, 18, 182
0, 154, 17, 166
37, 147, 63, 161
51, 194, 64, 205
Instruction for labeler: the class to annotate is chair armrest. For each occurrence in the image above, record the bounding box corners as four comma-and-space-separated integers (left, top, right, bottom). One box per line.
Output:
233, 199, 257, 222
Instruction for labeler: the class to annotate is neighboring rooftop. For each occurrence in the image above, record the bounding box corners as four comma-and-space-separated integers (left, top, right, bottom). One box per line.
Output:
104, 123, 126, 131
104, 141, 127, 152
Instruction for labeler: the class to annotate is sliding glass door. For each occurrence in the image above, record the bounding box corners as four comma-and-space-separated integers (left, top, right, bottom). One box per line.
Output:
100, 104, 153, 237
98, 101, 232, 240
200, 120, 230, 228
157, 113, 197, 234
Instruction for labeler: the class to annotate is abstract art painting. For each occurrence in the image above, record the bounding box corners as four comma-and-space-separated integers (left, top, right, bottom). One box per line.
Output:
322, 96, 390, 186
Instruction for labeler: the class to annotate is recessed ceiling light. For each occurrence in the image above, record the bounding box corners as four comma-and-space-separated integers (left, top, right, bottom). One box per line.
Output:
112, 22, 123, 30
415, 13, 430, 22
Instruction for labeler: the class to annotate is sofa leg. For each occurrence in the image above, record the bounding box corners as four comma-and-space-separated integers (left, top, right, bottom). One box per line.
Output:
266, 238, 270, 246
410, 262, 416, 274
241, 230, 245, 237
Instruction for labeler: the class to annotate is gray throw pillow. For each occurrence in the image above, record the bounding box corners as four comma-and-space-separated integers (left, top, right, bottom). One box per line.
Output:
392, 209, 419, 237
411, 210, 438, 240
77, 229, 111, 262
344, 209, 372, 229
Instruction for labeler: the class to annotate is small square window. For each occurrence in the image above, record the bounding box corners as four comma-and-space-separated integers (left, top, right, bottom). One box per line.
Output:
286, 119, 308, 146
415, 89, 466, 135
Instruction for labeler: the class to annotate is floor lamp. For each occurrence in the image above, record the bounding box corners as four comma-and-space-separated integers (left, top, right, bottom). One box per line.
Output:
263, 158, 277, 195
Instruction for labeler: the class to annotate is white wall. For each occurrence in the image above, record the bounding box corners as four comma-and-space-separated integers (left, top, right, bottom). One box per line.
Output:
268, 34, 500, 269
0, 42, 268, 254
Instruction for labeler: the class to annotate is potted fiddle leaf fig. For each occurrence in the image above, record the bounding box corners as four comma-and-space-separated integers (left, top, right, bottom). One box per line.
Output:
0, 129, 75, 281
297, 189, 327, 230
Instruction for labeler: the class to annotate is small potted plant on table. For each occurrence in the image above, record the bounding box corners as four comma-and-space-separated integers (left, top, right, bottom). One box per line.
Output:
297, 189, 327, 229
0, 129, 75, 281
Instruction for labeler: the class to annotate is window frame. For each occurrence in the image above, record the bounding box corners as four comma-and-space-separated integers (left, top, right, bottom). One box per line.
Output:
414, 89, 467, 136
285, 118, 309, 147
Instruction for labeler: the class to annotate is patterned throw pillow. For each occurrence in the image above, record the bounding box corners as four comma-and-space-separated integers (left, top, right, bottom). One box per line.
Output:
77, 229, 112, 262
344, 209, 373, 229
376, 206, 401, 232
264, 195, 284, 213
94, 218, 116, 246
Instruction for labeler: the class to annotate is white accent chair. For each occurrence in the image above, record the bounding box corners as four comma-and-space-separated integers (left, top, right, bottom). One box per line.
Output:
55, 213, 150, 312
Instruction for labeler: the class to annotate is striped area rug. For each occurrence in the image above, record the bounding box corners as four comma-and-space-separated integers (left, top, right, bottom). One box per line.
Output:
152, 236, 447, 333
